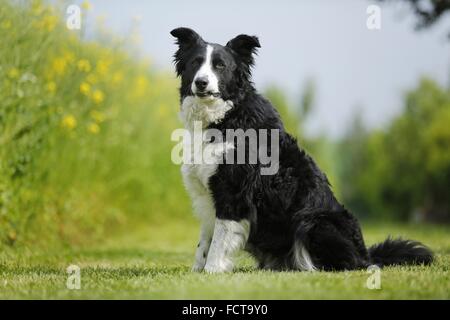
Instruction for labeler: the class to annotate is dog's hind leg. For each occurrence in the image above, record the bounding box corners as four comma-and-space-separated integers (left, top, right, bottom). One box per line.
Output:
204, 219, 250, 273
295, 211, 369, 271
291, 241, 317, 271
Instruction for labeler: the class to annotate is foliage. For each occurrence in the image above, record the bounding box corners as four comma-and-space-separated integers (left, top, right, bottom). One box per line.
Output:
0, 0, 188, 248
337, 78, 450, 222
376, 0, 450, 38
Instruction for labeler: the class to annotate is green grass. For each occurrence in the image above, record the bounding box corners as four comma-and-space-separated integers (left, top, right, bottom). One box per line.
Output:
0, 221, 449, 299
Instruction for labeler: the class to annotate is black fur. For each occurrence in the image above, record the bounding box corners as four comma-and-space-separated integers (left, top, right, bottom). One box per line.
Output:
171, 27, 434, 271
368, 237, 433, 266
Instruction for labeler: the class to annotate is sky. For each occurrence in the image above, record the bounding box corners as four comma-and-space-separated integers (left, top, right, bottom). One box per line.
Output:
81, 0, 450, 138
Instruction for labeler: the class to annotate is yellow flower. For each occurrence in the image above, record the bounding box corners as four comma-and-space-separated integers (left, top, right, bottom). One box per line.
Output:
92, 89, 104, 104
46, 81, 56, 94
81, 1, 92, 10
90, 110, 105, 123
86, 73, 98, 84
8, 68, 20, 79
1, 20, 12, 29
134, 75, 149, 97
80, 82, 91, 95
95, 60, 110, 76
32, 0, 45, 16
77, 59, 91, 73
157, 104, 168, 118
52, 57, 67, 76
112, 71, 123, 85
62, 115, 77, 130
137, 75, 148, 87
41, 15, 58, 32
7, 230, 17, 244
63, 51, 75, 64
87, 122, 100, 134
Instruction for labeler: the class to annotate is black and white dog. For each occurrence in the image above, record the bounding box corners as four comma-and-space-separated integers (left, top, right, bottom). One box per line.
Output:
170, 27, 433, 273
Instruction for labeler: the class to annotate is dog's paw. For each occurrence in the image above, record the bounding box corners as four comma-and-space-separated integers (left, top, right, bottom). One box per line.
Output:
191, 263, 206, 273
204, 261, 233, 273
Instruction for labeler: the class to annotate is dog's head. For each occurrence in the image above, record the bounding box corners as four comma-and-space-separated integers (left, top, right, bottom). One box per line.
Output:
170, 27, 260, 102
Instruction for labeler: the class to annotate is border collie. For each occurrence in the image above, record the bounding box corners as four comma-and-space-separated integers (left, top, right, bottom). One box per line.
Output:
170, 27, 434, 273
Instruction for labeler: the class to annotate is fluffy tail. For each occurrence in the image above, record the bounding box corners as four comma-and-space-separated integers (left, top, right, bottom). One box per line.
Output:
368, 237, 434, 267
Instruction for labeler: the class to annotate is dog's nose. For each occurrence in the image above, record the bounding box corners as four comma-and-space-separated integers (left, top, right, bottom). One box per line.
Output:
195, 77, 208, 91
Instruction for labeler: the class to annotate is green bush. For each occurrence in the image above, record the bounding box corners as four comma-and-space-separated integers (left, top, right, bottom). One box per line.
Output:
337, 78, 450, 222
0, 0, 189, 248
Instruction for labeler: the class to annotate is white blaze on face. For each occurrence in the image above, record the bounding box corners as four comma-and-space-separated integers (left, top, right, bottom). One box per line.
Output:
192, 45, 219, 95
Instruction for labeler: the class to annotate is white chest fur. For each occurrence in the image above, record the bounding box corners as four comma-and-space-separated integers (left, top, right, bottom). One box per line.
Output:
179, 96, 233, 219
179, 96, 233, 131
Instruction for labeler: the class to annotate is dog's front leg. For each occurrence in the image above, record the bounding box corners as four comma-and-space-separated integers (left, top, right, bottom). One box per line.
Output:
204, 219, 250, 273
192, 216, 215, 272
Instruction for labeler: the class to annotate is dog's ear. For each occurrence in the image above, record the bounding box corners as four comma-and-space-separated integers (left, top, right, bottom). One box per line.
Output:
170, 27, 202, 49
170, 28, 203, 76
226, 34, 260, 66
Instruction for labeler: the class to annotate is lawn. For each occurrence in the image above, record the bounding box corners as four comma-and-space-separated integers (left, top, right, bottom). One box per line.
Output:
0, 221, 448, 299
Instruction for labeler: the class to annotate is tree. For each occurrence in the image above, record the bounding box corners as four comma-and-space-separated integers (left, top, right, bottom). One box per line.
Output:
376, 0, 450, 38
338, 78, 450, 222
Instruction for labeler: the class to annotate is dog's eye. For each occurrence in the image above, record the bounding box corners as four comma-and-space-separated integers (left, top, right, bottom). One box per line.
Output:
215, 61, 226, 70
192, 57, 203, 67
